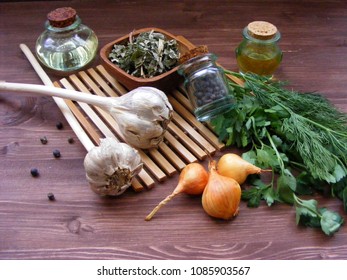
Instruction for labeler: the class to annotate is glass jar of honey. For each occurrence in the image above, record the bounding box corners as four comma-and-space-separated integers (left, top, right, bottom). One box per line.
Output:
235, 21, 282, 76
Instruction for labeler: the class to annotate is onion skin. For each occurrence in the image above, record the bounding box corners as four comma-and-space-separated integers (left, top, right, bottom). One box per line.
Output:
202, 161, 241, 220
145, 163, 209, 221
176, 162, 209, 195
217, 153, 262, 185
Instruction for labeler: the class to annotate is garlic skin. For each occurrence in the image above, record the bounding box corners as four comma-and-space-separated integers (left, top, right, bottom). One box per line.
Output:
83, 138, 143, 196
109, 87, 173, 149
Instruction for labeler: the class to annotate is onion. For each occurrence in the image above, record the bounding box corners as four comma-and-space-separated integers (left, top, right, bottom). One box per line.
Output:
202, 160, 241, 220
217, 153, 271, 184
145, 163, 209, 221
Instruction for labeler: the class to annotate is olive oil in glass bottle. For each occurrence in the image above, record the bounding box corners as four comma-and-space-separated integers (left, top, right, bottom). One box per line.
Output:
236, 21, 282, 76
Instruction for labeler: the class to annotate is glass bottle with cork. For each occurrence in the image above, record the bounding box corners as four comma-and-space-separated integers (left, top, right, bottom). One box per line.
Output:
235, 21, 282, 76
36, 7, 98, 73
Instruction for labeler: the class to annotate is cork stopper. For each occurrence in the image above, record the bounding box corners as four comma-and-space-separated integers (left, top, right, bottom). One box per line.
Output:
179, 45, 209, 64
247, 21, 277, 40
47, 7, 77, 28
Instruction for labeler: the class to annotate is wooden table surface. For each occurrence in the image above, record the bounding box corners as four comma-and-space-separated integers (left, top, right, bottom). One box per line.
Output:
1, 0, 347, 260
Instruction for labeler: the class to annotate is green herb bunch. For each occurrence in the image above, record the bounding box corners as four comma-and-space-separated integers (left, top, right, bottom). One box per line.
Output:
211, 70, 347, 235
108, 30, 180, 78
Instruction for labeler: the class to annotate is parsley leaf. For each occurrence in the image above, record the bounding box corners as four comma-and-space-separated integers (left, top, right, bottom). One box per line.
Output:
293, 194, 344, 236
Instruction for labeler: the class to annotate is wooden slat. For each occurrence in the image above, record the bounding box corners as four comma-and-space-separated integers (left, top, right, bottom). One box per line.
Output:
148, 148, 177, 176
58, 79, 113, 140
174, 86, 194, 112
169, 93, 225, 150
168, 122, 207, 160
96, 65, 128, 95
88, 67, 128, 97
164, 131, 197, 163
172, 111, 216, 155
158, 141, 186, 171
53, 81, 101, 144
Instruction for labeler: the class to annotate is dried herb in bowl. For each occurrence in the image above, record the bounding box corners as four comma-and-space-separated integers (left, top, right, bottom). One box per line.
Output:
108, 30, 180, 78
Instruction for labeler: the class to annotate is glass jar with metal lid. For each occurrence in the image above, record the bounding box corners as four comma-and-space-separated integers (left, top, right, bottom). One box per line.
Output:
235, 21, 282, 76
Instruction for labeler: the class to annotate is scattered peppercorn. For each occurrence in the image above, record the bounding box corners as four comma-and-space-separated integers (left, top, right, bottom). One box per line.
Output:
68, 137, 74, 144
53, 149, 61, 158
47, 192, 55, 201
30, 168, 39, 177
56, 121, 63, 130
40, 136, 48, 144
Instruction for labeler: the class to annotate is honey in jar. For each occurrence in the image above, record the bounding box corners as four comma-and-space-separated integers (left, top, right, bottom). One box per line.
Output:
236, 21, 282, 76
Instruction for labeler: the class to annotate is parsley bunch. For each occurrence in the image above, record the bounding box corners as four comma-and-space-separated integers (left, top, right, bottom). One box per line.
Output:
109, 30, 180, 78
211, 70, 347, 235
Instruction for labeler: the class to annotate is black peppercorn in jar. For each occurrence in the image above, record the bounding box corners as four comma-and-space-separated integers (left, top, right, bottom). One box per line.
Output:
177, 53, 234, 121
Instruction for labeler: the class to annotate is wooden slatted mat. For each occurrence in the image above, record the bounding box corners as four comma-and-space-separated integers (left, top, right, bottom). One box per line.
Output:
53, 65, 225, 191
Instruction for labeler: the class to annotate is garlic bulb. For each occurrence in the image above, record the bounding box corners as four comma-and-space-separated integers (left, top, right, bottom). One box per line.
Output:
110, 87, 173, 149
0, 82, 173, 149
83, 137, 143, 196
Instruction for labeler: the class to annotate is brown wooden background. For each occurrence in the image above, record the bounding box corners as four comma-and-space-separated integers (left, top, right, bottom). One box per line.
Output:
0, 0, 347, 260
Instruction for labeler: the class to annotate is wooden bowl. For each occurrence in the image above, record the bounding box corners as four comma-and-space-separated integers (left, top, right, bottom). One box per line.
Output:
100, 27, 192, 92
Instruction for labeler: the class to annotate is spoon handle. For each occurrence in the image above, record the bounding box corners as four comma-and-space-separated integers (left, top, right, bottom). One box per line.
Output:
0, 80, 109, 109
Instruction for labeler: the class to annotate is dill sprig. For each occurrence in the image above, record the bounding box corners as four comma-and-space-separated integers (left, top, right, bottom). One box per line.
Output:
224, 70, 347, 184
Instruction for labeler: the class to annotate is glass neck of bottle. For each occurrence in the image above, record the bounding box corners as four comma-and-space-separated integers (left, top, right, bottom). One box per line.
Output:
178, 53, 217, 77
45, 16, 81, 33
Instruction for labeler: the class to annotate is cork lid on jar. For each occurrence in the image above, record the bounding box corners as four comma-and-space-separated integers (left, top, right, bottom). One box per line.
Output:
47, 7, 77, 28
247, 21, 278, 40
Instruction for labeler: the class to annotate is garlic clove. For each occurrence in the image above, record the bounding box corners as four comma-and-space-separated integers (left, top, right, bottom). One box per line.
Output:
83, 138, 143, 196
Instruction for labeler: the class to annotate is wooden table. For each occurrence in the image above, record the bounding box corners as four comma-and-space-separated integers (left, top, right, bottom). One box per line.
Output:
0, 0, 347, 260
